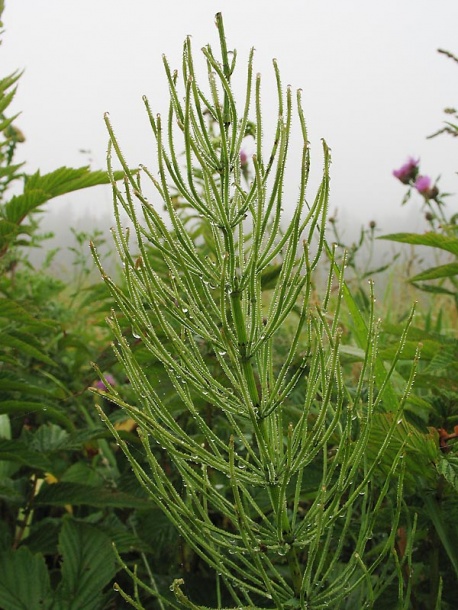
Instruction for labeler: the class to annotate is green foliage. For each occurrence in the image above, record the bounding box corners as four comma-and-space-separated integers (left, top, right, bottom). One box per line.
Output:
358, 49, 458, 608
0, 546, 51, 610
0, 519, 117, 610
96, 13, 417, 609
380, 231, 458, 298
0, 8, 162, 608
0, 3, 456, 609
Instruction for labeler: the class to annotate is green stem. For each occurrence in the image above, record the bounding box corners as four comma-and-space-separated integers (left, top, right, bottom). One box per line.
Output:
230, 283, 260, 409
230, 281, 303, 597
429, 476, 445, 609
215, 12, 232, 128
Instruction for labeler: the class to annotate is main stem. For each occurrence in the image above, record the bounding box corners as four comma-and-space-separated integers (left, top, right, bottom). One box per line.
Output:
230, 284, 303, 598
215, 13, 303, 599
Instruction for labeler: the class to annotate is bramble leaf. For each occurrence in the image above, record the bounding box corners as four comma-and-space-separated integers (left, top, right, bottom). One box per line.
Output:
53, 519, 117, 610
379, 232, 458, 256
0, 546, 52, 610
410, 262, 458, 281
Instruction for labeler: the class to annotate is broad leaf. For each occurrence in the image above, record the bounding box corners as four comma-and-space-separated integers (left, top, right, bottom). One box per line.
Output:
3, 166, 125, 223
0, 378, 62, 400
366, 413, 439, 485
3, 189, 49, 224
410, 262, 458, 281
0, 400, 74, 431
54, 519, 117, 610
0, 546, 52, 610
436, 455, 458, 492
426, 346, 457, 373
29, 424, 69, 453
61, 462, 106, 486
379, 232, 458, 256
23, 166, 118, 197
0, 218, 20, 241
21, 517, 62, 555
411, 282, 456, 295
0, 438, 51, 471
0, 71, 22, 96
35, 481, 152, 509
0, 479, 25, 503
0, 331, 56, 366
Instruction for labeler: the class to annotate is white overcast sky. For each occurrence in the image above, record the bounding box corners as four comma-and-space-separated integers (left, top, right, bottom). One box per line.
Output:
2, 0, 458, 230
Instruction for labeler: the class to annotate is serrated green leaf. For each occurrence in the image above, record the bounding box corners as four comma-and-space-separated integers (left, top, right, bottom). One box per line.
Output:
0, 400, 74, 431
54, 519, 117, 610
0, 379, 61, 399
0, 331, 56, 366
403, 392, 434, 417
436, 455, 458, 492
136, 508, 179, 551
410, 262, 458, 281
0, 158, 23, 175
0, 297, 51, 327
3, 166, 126, 224
426, 346, 456, 373
0, 546, 52, 610
29, 424, 69, 453
0, 439, 51, 470
414, 372, 458, 391
411, 282, 456, 295
379, 232, 458, 256
367, 413, 439, 484
54, 426, 110, 450
22, 517, 61, 555
35, 482, 153, 509
4, 189, 50, 223
0, 111, 21, 134
23, 166, 107, 196
61, 462, 106, 486
0, 479, 25, 503
0, 218, 20, 239
0, 71, 22, 96
98, 513, 151, 553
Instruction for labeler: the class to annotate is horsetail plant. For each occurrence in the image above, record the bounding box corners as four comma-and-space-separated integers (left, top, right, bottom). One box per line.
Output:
93, 13, 416, 609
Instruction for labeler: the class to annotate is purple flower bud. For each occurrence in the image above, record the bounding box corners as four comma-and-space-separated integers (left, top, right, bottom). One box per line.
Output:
414, 175, 432, 194
240, 148, 250, 181
393, 157, 419, 184
93, 373, 117, 392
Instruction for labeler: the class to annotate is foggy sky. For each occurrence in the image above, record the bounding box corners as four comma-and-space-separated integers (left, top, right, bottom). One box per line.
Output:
2, 0, 458, 233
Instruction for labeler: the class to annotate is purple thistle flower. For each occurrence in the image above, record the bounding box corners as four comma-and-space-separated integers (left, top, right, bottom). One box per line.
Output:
414, 175, 432, 194
415, 175, 439, 200
93, 373, 117, 392
240, 148, 250, 181
393, 157, 419, 184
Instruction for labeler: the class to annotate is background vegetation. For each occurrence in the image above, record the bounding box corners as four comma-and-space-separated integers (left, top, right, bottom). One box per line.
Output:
0, 5, 457, 609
